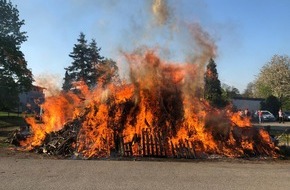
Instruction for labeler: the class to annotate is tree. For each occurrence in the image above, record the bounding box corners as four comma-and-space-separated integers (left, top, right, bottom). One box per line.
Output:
260, 95, 281, 117
63, 33, 120, 92
242, 82, 255, 98
87, 39, 104, 87
253, 55, 290, 107
0, 0, 33, 110
204, 58, 225, 108
221, 83, 241, 100
97, 58, 120, 87
62, 70, 72, 92
63, 32, 89, 91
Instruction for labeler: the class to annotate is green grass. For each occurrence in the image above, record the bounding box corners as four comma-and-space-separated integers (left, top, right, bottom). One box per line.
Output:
0, 111, 22, 117
0, 115, 27, 142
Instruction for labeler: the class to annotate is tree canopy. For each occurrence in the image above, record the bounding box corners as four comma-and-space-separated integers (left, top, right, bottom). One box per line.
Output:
242, 82, 255, 98
260, 95, 281, 117
253, 55, 290, 106
0, 0, 33, 110
221, 83, 241, 100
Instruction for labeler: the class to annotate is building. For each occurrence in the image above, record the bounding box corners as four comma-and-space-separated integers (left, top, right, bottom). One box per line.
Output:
231, 97, 264, 114
18, 85, 45, 114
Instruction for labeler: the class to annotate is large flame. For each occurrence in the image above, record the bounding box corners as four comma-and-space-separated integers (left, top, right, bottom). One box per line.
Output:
20, 84, 87, 149
20, 50, 276, 158
19, 0, 276, 158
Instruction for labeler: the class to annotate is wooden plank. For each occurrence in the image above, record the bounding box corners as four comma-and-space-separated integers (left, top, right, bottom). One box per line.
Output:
187, 140, 196, 159
120, 135, 124, 156
142, 129, 145, 156
123, 142, 132, 156
170, 141, 175, 157
150, 133, 154, 156
155, 134, 159, 156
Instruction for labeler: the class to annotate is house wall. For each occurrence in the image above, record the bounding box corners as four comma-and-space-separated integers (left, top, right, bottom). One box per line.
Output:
19, 86, 45, 113
231, 98, 264, 114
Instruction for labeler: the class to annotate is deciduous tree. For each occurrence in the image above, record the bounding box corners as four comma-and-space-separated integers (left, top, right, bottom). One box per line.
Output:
97, 58, 120, 87
242, 82, 255, 98
260, 95, 281, 117
221, 83, 241, 100
0, 0, 33, 110
253, 55, 290, 107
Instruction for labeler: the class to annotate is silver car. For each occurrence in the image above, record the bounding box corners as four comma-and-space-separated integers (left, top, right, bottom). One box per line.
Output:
254, 110, 276, 122
283, 111, 290, 121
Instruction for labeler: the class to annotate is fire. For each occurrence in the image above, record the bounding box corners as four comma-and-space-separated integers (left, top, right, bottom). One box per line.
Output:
18, 1, 276, 158
20, 86, 85, 149
20, 50, 277, 158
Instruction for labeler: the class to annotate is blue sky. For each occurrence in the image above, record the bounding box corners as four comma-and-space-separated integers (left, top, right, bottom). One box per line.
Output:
12, 0, 290, 92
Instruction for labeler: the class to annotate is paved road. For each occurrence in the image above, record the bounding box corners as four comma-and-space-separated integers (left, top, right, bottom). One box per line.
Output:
1, 158, 290, 190
253, 121, 290, 128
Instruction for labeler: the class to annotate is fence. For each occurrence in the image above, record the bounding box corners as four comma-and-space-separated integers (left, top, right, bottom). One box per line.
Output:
119, 128, 197, 158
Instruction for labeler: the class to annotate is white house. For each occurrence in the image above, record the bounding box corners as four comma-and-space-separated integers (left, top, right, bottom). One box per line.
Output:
231, 97, 264, 114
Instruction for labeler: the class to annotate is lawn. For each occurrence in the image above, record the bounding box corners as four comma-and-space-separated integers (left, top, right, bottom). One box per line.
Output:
0, 113, 27, 144
0, 111, 22, 117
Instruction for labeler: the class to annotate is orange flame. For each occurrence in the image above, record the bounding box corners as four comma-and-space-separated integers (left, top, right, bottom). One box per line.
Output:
20, 86, 86, 149
20, 50, 277, 158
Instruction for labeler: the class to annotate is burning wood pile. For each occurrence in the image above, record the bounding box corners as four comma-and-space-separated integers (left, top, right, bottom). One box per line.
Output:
11, 50, 278, 159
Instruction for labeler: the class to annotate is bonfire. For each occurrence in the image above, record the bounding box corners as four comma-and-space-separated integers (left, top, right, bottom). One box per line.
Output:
17, 50, 277, 159
13, 0, 278, 159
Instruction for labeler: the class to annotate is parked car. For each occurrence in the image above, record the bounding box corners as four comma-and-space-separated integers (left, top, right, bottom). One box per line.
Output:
253, 110, 276, 122
283, 111, 290, 121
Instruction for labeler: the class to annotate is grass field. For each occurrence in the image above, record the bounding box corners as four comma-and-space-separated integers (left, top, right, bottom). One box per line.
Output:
0, 111, 21, 117
0, 113, 27, 144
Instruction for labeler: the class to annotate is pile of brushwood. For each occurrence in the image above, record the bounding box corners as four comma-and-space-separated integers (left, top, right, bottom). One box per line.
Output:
7, 121, 282, 159
8, 118, 83, 158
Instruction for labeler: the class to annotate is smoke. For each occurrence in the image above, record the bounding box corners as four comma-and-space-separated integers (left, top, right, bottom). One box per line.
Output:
115, 0, 218, 98
150, 0, 217, 67
189, 23, 217, 65
151, 0, 170, 26
34, 74, 62, 97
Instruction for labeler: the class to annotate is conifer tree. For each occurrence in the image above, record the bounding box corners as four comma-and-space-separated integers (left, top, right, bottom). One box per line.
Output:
63, 33, 118, 92
204, 58, 225, 108
87, 39, 104, 87
63, 32, 91, 91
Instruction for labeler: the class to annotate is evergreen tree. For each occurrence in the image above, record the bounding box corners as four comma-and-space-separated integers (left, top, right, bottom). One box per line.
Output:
62, 70, 72, 91
63, 33, 119, 92
204, 58, 225, 108
87, 39, 104, 87
63, 32, 89, 91
0, 0, 33, 110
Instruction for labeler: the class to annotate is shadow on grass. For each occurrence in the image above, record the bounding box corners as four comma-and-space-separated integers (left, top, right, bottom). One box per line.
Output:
0, 116, 27, 126
0, 116, 27, 142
